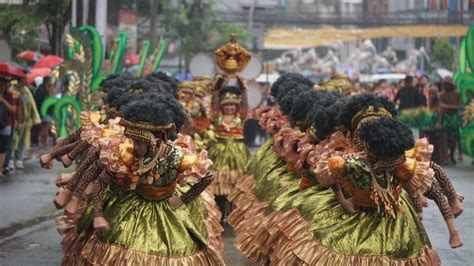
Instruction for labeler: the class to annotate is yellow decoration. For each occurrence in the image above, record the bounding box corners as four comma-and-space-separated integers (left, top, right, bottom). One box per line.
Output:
214, 34, 251, 74
180, 154, 198, 172
178, 81, 195, 95
119, 138, 135, 168
265, 25, 469, 49
328, 156, 346, 177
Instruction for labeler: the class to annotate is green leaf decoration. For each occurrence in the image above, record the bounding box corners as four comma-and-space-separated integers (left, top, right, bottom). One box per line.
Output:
40, 96, 58, 118
137, 39, 151, 77
53, 96, 82, 137
460, 126, 474, 156
151, 38, 167, 72
91, 72, 109, 93
79, 25, 104, 79
459, 38, 467, 73
112, 31, 128, 74
466, 24, 474, 71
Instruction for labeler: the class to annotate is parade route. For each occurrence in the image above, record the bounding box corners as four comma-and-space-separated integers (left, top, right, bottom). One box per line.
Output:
0, 150, 471, 265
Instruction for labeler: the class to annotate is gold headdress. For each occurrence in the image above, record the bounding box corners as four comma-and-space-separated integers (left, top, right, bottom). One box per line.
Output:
351, 105, 392, 130
314, 73, 352, 94
214, 34, 251, 74
119, 118, 176, 150
220, 92, 242, 106
194, 82, 208, 98
193, 76, 214, 96
178, 81, 195, 95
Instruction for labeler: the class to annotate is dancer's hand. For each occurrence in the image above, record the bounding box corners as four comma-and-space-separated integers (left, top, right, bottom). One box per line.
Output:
168, 196, 184, 210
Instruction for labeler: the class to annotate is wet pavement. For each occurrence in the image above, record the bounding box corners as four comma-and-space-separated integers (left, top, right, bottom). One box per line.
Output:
0, 149, 472, 265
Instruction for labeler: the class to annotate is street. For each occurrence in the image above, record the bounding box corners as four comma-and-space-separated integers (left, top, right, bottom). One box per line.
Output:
0, 149, 472, 266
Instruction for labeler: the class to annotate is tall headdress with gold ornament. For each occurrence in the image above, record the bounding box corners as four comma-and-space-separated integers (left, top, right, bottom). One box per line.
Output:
214, 34, 251, 76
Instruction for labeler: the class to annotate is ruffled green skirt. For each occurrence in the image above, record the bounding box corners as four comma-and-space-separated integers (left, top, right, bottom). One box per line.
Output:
208, 138, 250, 196
61, 184, 224, 265
230, 140, 439, 264
270, 179, 434, 260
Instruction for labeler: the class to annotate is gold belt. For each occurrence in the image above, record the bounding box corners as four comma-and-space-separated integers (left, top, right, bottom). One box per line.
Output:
136, 182, 177, 200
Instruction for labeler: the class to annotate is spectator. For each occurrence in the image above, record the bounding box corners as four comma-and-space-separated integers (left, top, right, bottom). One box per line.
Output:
3, 79, 21, 173
427, 84, 439, 107
366, 82, 375, 93
438, 76, 462, 165
418, 74, 430, 101
33, 76, 53, 146
389, 82, 399, 101
31, 77, 44, 147
0, 78, 17, 178
394, 75, 427, 110
351, 81, 363, 95
374, 79, 393, 100
420, 83, 442, 163
11, 77, 41, 170
398, 79, 405, 89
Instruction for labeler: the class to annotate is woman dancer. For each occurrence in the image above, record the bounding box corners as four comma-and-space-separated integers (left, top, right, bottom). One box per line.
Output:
44, 78, 224, 265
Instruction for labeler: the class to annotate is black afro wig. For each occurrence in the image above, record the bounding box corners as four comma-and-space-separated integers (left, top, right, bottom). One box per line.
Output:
105, 86, 127, 108
100, 75, 128, 93
271, 73, 313, 99
122, 97, 175, 127
219, 85, 242, 98
279, 84, 312, 115
145, 71, 178, 97
121, 90, 188, 131
338, 93, 396, 131
288, 90, 326, 124
308, 92, 346, 140
360, 117, 414, 159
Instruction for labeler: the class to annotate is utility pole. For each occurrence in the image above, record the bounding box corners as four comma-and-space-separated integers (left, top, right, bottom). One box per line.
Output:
71, 0, 77, 27
82, 0, 90, 25
248, 0, 258, 31
150, 0, 159, 49
362, 0, 368, 27
95, 0, 108, 59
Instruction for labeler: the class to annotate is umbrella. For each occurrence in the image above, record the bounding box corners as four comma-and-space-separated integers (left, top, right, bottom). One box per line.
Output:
436, 68, 453, 79
33, 55, 64, 68
0, 61, 26, 78
26, 67, 51, 84
17, 50, 45, 61
125, 54, 139, 67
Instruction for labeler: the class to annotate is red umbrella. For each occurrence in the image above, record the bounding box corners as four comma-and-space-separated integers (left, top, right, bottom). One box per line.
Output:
17, 50, 45, 61
26, 67, 51, 84
33, 55, 64, 68
0, 61, 26, 78
125, 54, 139, 66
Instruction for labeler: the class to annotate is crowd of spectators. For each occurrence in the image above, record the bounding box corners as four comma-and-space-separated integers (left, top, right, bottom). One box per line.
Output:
0, 75, 55, 178
367, 74, 463, 165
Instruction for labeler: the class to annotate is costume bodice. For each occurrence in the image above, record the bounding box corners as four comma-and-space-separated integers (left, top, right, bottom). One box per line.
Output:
344, 156, 401, 208
212, 115, 244, 139
137, 144, 184, 188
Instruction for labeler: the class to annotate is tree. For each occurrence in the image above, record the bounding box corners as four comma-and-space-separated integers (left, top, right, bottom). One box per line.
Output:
0, 0, 71, 57
431, 38, 455, 70
161, 0, 252, 71
0, 5, 38, 56
36, 0, 72, 56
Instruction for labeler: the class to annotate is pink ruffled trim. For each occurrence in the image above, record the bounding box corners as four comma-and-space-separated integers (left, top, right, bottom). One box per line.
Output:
404, 138, 434, 195
174, 135, 213, 186
282, 129, 308, 165
97, 118, 130, 174
310, 131, 356, 186
258, 106, 289, 135
80, 112, 106, 148
273, 127, 292, 156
